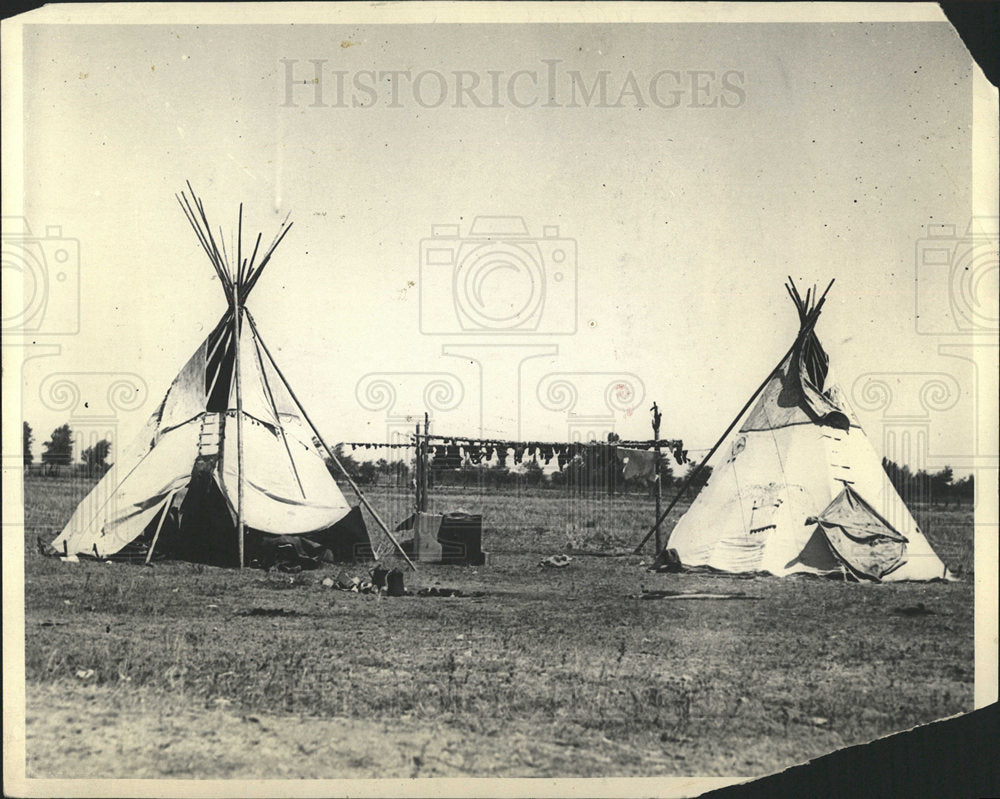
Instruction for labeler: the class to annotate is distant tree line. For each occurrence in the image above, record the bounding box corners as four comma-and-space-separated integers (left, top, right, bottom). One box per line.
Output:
324, 444, 412, 486
329, 446, 973, 508
28, 421, 969, 509
881, 458, 974, 508
23, 422, 112, 477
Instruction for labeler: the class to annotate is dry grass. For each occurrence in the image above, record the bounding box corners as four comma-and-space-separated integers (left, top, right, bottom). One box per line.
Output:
22, 476, 974, 779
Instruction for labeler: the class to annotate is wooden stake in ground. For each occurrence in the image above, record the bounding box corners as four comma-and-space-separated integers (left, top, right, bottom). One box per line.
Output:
608, 436, 618, 498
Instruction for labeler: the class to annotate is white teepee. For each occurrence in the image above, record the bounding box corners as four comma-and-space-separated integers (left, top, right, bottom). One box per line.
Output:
52, 186, 412, 568
656, 280, 951, 582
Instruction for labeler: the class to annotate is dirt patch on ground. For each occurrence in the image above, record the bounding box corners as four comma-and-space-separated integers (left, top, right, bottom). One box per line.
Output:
27, 682, 691, 779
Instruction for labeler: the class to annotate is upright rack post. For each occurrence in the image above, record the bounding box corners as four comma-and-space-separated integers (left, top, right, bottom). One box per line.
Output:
651, 402, 663, 554
414, 423, 422, 514
421, 412, 430, 512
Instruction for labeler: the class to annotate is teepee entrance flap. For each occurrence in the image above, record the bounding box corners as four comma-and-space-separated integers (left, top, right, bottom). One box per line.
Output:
806, 483, 908, 580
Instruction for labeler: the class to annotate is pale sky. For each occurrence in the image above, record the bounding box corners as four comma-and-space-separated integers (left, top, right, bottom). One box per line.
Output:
11, 15, 992, 474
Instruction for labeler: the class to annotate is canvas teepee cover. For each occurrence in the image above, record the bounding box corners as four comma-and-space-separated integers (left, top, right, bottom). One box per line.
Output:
51, 186, 399, 567
662, 281, 950, 582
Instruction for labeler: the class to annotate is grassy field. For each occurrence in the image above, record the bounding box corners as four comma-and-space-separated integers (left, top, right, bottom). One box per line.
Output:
21, 476, 974, 779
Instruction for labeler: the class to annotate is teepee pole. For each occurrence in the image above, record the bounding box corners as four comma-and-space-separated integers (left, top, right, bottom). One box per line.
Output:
244, 220, 294, 298
233, 293, 246, 569
178, 193, 231, 294
145, 488, 177, 565
633, 341, 797, 556
244, 310, 416, 570
421, 412, 430, 512
237, 204, 243, 286
414, 424, 422, 514
251, 334, 306, 498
